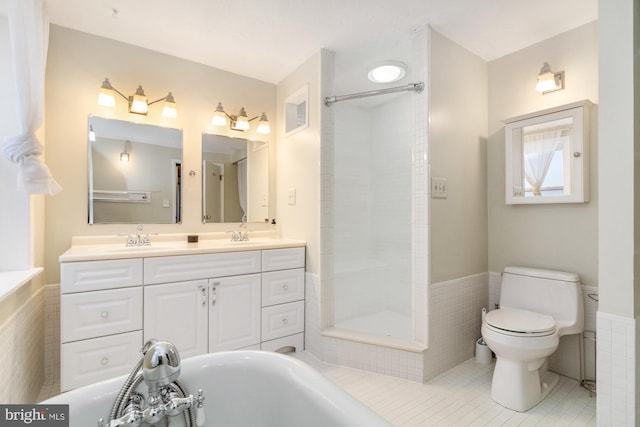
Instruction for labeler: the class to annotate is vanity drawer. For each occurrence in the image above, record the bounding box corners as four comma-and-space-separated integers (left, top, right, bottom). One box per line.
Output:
144, 251, 261, 284
61, 330, 142, 392
61, 259, 143, 294
61, 287, 143, 343
261, 300, 304, 341
260, 333, 304, 353
262, 268, 304, 307
262, 247, 305, 272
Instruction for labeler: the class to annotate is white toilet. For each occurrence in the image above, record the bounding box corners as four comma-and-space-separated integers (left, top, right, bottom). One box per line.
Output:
481, 266, 584, 412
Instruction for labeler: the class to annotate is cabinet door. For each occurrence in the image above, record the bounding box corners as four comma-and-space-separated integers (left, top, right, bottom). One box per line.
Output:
144, 280, 209, 359
209, 274, 261, 352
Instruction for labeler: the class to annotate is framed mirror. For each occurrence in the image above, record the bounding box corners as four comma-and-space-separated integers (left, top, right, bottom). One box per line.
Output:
88, 116, 183, 224
202, 133, 269, 223
504, 100, 593, 204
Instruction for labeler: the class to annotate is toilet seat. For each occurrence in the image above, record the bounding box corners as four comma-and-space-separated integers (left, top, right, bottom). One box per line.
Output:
485, 308, 556, 337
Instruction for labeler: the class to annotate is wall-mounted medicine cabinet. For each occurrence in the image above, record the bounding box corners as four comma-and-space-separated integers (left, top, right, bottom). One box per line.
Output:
504, 100, 593, 205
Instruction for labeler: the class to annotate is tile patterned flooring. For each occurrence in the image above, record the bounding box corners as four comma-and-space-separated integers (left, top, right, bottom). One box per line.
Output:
291, 351, 597, 426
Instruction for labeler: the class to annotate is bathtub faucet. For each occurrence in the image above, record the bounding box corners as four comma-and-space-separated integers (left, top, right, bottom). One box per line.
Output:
99, 339, 205, 427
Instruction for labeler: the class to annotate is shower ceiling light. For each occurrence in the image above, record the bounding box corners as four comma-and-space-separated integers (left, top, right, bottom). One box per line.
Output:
368, 61, 407, 84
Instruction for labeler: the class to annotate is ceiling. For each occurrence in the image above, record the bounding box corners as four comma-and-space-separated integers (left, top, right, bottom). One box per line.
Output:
8, 0, 598, 85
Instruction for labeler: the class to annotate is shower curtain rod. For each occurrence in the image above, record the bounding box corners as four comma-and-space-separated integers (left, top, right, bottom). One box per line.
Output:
324, 82, 424, 106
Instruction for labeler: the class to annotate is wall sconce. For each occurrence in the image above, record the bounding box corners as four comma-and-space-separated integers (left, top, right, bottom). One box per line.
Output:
98, 78, 177, 118
535, 62, 564, 94
120, 151, 130, 162
211, 102, 270, 134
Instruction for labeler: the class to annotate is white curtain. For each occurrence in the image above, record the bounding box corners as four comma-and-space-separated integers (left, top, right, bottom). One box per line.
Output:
237, 159, 247, 222
523, 130, 562, 196
2, 0, 62, 195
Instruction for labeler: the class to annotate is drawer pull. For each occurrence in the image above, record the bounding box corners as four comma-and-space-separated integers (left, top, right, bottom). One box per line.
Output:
282, 318, 288, 325
101, 311, 109, 319
101, 357, 109, 366
283, 284, 289, 291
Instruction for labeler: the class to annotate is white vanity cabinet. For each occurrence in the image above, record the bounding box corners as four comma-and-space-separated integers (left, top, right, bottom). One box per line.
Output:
60, 259, 144, 392
260, 248, 306, 351
143, 279, 210, 359
60, 243, 305, 391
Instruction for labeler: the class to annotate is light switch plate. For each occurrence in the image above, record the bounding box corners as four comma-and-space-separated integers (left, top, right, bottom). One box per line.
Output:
432, 177, 448, 199
288, 188, 297, 205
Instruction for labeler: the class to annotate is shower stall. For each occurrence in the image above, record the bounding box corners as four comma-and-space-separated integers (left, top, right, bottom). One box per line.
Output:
322, 30, 429, 349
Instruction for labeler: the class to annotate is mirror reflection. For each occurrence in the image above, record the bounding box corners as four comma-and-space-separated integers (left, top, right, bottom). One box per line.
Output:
202, 133, 269, 223
88, 116, 183, 224
522, 117, 572, 197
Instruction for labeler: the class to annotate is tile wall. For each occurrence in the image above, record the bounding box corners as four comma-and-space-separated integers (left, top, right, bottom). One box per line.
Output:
0, 286, 44, 403
43, 284, 61, 386
596, 312, 637, 426
423, 273, 489, 380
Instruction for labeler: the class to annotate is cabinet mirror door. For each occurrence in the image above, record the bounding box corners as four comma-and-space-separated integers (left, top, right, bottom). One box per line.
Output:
504, 101, 592, 205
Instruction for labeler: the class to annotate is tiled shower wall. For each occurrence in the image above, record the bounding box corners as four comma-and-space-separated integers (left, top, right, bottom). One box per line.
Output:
423, 273, 489, 381
0, 286, 44, 403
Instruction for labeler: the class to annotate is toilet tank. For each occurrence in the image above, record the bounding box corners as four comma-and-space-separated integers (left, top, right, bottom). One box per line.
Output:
500, 266, 584, 336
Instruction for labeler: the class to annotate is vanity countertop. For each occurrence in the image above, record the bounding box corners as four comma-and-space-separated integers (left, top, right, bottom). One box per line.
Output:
59, 231, 306, 262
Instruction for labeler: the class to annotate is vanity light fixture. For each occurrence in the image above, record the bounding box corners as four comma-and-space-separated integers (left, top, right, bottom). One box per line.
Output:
120, 150, 130, 162
535, 62, 564, 94
211, 102, 271, 134
367, 61, 407, 84
97, 78, 177, 118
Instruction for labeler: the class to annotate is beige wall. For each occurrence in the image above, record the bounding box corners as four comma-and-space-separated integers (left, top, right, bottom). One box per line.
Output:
430, 30, 488, 283
44, 25, 276, 284
275, 52, 323, 275
487, 21, 599, 286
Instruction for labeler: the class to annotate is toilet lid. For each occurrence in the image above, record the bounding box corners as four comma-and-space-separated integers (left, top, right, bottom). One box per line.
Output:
485, 307, 555, 335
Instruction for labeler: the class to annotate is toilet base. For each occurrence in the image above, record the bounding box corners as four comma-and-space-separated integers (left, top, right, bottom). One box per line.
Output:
490, 358, 559, 412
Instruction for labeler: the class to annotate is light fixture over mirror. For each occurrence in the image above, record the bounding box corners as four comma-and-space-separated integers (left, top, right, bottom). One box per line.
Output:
211, 102, 270, 134
535, 62, 564, 94
98, 78, 177, 118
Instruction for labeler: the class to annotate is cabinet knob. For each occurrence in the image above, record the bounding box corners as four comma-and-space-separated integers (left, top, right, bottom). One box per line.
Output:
101, 357, 109, 366
101, 311, 109, 319
282, 318, 288, 325
283, 284, 289, 291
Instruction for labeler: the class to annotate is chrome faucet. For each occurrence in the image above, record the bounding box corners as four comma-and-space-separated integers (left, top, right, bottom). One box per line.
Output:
99, 339, 205, 427
125, 225, 153, 247
230, 223, 250, 242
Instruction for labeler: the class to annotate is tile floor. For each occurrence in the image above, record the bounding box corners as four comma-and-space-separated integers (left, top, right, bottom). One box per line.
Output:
291, 351, 597, 426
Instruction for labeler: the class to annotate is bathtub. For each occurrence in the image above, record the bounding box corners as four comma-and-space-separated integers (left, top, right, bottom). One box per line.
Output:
43, 350, 391, 427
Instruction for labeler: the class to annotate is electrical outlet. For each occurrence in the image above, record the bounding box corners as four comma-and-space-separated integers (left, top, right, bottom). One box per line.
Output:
431, 177, 448, 199
288, 188, 296, 205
